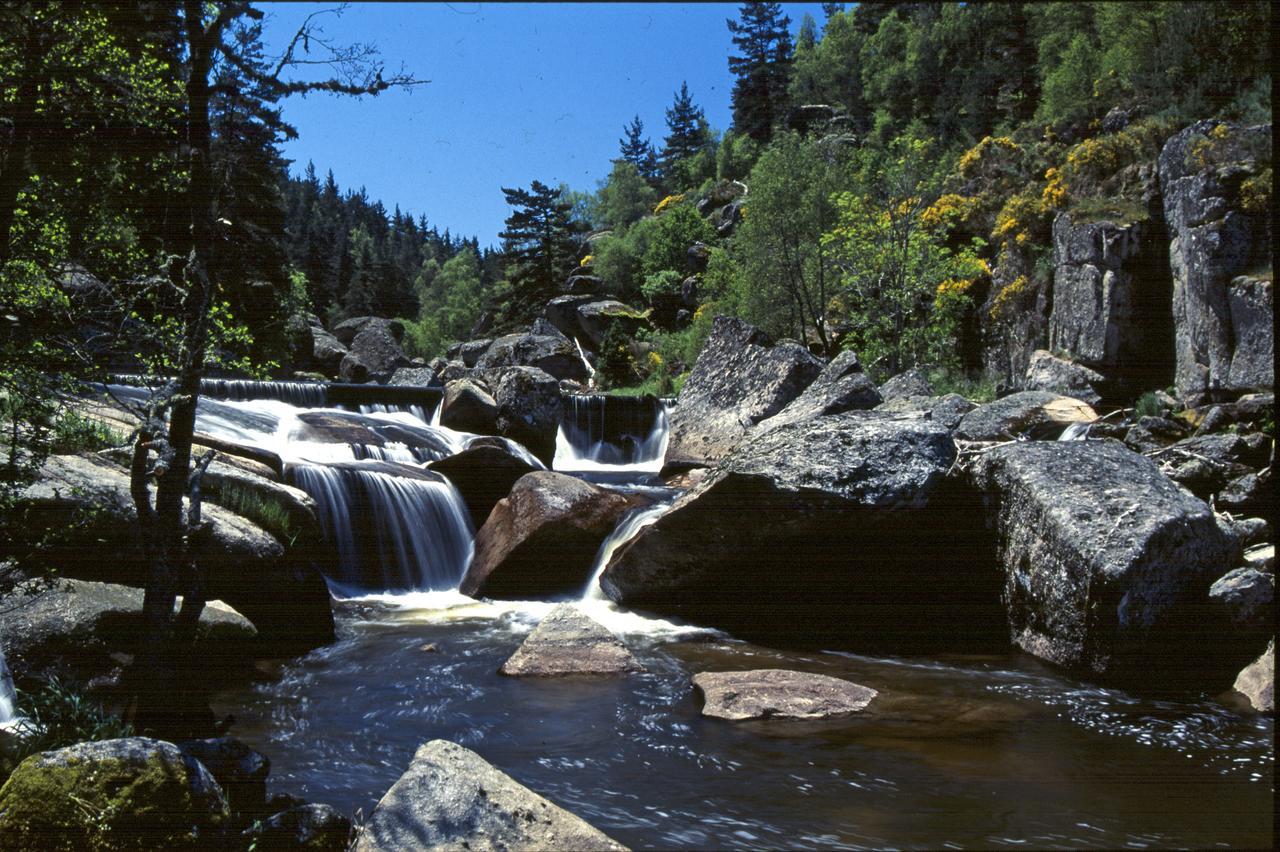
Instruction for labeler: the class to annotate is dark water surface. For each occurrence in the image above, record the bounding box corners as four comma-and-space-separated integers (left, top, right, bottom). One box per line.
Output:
211, 597, 1273, 850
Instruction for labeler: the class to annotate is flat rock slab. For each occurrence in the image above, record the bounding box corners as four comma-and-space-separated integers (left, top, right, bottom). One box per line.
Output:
693, 669, 878, 720
500, 604, 641, 676
354, 740, 626, 851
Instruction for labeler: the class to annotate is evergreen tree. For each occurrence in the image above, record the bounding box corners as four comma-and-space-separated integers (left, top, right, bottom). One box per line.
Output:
498, 180, 584, 324
660, 82, 711, 187
618, 114, 659, 185
727, 1, 794, 142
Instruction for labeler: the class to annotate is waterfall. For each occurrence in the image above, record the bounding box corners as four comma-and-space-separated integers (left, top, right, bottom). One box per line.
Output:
201, 378, 327, 408
1058, 421, 1092, 441
0, 649, 18, 727
554, 394, 669, 474
581, 500, 676, 601
288, 463, 474, 595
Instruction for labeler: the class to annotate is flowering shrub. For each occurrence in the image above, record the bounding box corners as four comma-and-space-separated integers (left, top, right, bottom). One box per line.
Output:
653, 193, 685, 215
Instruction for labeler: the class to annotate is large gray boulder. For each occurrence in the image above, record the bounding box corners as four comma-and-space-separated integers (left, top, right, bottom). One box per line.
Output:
307, 323, 348, 378
753, 349, 881, 435
575, 300, 649, 348
18, 454, 333, 643
475, 332, 588, 383
1158, 120, 1273, 403
339, 318, 410, 382
499, 604, 641, 676
544, 295, 597, 342
0, 737, 229, 850
955, 390, 1096, 441
877, 367, 934, 402
693, 669, 878, 721
0, 579, 255, 683
490, 367, 563, 466
1047, 214, 1172, 392
456, 338, 495, 367
1023, 349, 1105, 406
353, 740, 625, 852
665, 316, 823, 467
438, 378, 498, 435
1208, 568, 1274, 637
603, 412, 994, 641
460, 472, 643, 599
971, 441, 1237, 681
427, 443, 541, 530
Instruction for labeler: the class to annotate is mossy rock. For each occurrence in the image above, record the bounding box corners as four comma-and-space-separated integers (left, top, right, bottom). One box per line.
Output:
0, 737, 229, 851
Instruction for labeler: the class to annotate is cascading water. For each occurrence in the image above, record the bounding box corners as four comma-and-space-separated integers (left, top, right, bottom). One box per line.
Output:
581, 499, 677, 601
100, 383, 478, 595
288, 463, 473, 595
553, 394, 670, 474
0, 649, 17, 727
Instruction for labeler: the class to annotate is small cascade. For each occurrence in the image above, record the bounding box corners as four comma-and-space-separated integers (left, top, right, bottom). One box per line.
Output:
554, 394, 669, 474
1059, 421, 1092, 441
288, 463, 474, 595
353, 402, 430, 423
0, 649, 18, 727
581, 500, 676, 601
201, 378, 327, 407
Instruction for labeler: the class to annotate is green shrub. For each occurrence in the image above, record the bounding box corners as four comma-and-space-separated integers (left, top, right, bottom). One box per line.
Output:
48, 411, 124, 454
208, 481, 296, 545
1133, 390, 1166, 418
1, 677, 133, 784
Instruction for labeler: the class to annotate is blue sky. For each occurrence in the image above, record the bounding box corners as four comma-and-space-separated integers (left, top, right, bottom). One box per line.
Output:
258, 2, 829, 247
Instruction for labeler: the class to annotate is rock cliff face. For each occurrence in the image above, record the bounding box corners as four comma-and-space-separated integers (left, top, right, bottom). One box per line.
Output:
1048, 213, 1174, 395
1158, 120, 1273, 403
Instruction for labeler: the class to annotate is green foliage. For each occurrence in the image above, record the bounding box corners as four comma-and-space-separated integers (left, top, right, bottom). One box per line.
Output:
824, 137, 987, 375
730, 132, 842, 350
660, 82, 715, 189
715, 130, 761, 182
927, 368, 997, 404
597, 161, 658, 232
1133, 391, 1166, 419
727, 2, 794, 143
641, 203, 715, 279
498, 181, 585, 325
48, 412, 124, 455
2, 677, 134, 782
207, 480, 297, 546
641, 270, 684, 305
595, 323, 636, 388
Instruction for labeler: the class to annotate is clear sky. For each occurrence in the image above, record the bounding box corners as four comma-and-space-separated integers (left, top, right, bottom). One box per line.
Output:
258, 2, 829, 247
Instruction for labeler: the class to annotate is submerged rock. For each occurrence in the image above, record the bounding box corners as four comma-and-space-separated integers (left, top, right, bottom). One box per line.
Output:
461, 472, 643, 599
693, 669, 878, 720
354, 740, 625, 852
955, 390, 1096, 441
971, 441, 1237, 681
243, 803, 351, 851
0, 737, 229, 850
666, 316, 823, 467
177, 737, 270, 816
499, 604, 642, 676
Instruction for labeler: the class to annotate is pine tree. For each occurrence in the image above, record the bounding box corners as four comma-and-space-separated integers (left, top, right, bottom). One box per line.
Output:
618, 114, 660, 185
660, 82, 711, 186
498, 180, 584, 324
727, 1, 795, 142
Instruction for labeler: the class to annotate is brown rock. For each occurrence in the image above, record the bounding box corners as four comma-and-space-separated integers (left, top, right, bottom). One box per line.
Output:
460, 472, 645, 599
693, 669, 878, 720
499, 604, 641, 676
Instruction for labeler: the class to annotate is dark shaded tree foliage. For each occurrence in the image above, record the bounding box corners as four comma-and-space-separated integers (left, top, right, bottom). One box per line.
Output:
497, 180, 585, 326
727, 1, 794, 143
